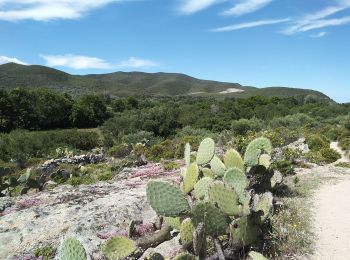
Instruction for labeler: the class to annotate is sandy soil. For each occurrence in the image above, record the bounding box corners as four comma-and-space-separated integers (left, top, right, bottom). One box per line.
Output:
312, 142, 350, 259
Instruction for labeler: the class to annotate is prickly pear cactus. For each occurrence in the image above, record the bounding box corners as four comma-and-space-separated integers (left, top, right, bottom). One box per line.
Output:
59, 236, 87, 260
164, 217, 181, 230
231, 216, 260, 246
196, 138, 215, 165
102, 236, 137, 260
210, 156, 226, 177
248, 251, 269, 260
259, 154, 271, 169
182, 163, 199, 194
193, 177, 213, 200
147, 181, 190, 217
244, 138, 272, 167
192, 201, 228, 236
193, 223, 206, 256
184, 143, 191, 167
209, 181, 240, 216
253, 192, 273, 221
223, 167, 249, 203
224, 149, 245, 171
180, 218, 195, 247
202, 168, 215, 179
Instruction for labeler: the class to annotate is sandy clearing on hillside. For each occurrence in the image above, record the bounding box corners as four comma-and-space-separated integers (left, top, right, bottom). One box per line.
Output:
219, 88, 245, 94
311, 142, 350, 260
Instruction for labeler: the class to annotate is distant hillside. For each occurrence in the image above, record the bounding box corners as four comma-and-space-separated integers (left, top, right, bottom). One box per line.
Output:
0, 63, 330, 100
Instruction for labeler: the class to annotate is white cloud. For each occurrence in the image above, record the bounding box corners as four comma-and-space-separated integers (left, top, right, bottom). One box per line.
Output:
222, 0, 273, 16
0, 55, 28, 65
40, 54, 160, 70
117, 57, 160, 68
179, 0, 224, 14
41, 54, 113, 69
210, 18, 290, 32
311, 31, 328, 38
283, 1, 350, 35
0, 0, 123, 21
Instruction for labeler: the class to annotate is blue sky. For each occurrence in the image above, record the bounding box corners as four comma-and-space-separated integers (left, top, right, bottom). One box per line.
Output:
1, 0, 350, 102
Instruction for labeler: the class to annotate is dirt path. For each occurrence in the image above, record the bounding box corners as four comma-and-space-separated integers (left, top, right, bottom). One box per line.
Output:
312, 142, 350, 259
330, 141, 349, 163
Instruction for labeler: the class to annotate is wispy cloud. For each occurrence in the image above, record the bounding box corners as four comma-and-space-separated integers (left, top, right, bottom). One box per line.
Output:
283, 1, 350, 35
0, 0, 124, 21
178, 0, 224, 14
210, 18, 290, 32
222, 0, 273, 16
0, 55, 29, 65
310, 31, 328, 38
40, 54, 160, 70
118, 57, 160, 68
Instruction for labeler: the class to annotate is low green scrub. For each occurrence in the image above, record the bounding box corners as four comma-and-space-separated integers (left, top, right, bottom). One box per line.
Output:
306, 148, 341, 164
34, 245, 55, 260
306, 134, 329, 151
334, 162, 350, 168
0, 129, 101, 167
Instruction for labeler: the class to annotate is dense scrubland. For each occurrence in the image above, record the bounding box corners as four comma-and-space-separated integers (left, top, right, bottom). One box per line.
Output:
1, 87, 350, 259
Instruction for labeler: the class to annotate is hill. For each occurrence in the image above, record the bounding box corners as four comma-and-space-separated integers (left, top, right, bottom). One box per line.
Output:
0, 63, 330, 100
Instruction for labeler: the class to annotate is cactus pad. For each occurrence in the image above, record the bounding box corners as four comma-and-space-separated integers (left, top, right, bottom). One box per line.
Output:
180, 218, 195, 247
60, 236, 87, 260
147, 181, 190, 217
253, 192, 273, 221
184, 143, 191, 167
244, 138, 272, 167
192, 201, 228, 236
223, 167, 248, 203
102, 236, 137, 260
175, 252, 196, 260
209, 181, 240, 216
193, 223, 206, 256
164, 217, 181, 230
259, 154, 271, 169
224, 149, 245, 171
248, 251, 269, 260
210, 156, 226, 177
231, 216, 259, 246
202, 168, 215, 179
193, 177, 213, 200
196, 138, 215, 165
183, 163, 199, 194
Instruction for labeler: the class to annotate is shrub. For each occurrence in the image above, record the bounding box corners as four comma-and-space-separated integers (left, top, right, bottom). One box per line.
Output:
145, 140, 175, 162
108, 144, 132, 158
34, 245, 55, 260
272, 160, 295, 176
306, 148, 341, 164
306, 134, 329, 151
231, 118, 264, 135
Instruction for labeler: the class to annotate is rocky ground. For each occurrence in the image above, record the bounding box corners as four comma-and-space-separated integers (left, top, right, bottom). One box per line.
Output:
0, 164, 180, 260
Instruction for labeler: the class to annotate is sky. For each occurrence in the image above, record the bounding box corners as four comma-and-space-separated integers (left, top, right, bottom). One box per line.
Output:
1, 0, 350, 103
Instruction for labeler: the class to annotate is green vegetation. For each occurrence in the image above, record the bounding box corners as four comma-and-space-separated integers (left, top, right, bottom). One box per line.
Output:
34, 245, 55, 260
0, 63, 331, 99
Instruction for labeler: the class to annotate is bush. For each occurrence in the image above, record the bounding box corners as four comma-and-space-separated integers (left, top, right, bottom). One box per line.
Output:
108, 144, 132, 158
145, 140, 175, 162
272, 160, 295, 176
231, 118, 264, 135
306, 148, 341, 164
306, 134, 329, 151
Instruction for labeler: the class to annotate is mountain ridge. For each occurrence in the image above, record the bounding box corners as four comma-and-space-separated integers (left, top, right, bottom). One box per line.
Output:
0, 63, 330, 100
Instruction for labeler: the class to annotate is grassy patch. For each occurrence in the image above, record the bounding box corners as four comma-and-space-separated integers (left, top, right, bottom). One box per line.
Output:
335, 162, 350, 168
34, 245, 55, 260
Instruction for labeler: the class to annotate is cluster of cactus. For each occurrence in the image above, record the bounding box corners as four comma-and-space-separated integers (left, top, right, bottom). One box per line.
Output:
0, 167, 15, 196
17, 168, 46, 195
144, 137, 282, 259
